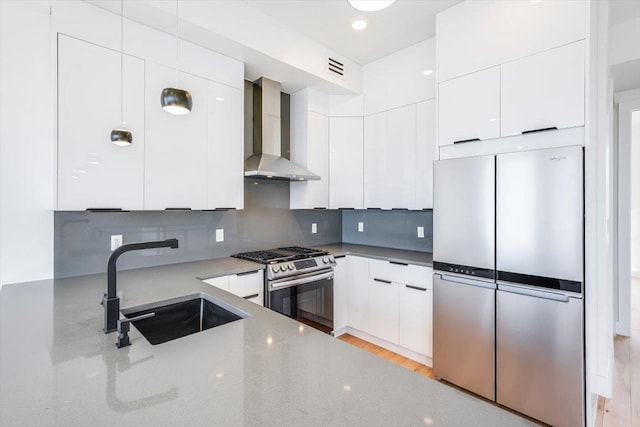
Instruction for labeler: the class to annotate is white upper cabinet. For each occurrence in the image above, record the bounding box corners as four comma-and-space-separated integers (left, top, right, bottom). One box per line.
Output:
437, 0, 586, 82
364, 105, 416, 209
144, 62, 208, 210
414, 99, 437, 210
363, 38, 436, 116
500, 41, 585, 137
207, 81, 244, 209
290, 89, 330, 209
329, 95, 364, 117
57, 35, 145, 210
329, 117, 364, 209
438, 66, 500, 146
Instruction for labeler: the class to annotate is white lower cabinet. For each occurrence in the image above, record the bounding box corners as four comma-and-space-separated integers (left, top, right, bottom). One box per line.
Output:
368, 277, 399, 344
399, 279, 433, 357
333, 256, 349, 332
346, 256, 370, 333
203, 270, 264, 306
337, 256, 433, 362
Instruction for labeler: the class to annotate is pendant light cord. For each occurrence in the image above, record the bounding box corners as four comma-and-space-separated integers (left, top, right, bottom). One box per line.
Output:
175, 0, 179, 89
120, 0, 124, 125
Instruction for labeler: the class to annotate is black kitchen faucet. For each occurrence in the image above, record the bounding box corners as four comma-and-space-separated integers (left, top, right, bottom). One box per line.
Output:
101, 238, 179, 333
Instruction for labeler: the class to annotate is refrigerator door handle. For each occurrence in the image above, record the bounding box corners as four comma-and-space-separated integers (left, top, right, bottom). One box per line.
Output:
438, 274, 496, 290
498, 283, 571, 303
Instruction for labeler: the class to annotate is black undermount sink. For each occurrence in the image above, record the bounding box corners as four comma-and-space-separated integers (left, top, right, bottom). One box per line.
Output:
121, 293, 248, 345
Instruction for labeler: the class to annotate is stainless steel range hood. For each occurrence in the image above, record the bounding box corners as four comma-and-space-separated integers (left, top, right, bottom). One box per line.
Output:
244, 78, 319, 181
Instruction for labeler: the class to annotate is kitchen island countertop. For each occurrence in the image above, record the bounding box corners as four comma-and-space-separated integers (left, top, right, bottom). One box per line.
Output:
0, 255, 532, 426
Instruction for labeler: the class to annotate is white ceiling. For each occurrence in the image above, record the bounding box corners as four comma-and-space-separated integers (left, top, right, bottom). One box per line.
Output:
243, 0, 460, 65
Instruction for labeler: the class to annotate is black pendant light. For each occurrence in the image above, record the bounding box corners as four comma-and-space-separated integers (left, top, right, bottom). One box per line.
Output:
161, 0, 192, 115
111, 0, 132, 146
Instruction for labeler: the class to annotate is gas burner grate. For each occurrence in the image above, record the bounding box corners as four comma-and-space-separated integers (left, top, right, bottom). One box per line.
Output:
277, 246, 328, 256
232, 251, 291, 264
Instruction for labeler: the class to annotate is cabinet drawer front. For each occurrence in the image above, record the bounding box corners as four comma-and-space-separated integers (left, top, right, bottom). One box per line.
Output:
244, 293, 264, 307
202, 276, 229, 290
369, 259, 432, 288
228, 270, 263, 298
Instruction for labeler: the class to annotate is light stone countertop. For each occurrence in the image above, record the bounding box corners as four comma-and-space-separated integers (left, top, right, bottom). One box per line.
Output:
315, 243, 433, 267
0, 255, 533, 426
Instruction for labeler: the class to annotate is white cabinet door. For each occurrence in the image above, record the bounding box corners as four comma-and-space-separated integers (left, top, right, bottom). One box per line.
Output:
203, 276, 229, 290
364, 105, 416, 209
329, 117, 363, 209
501, 41, 585, 137
333, 256, 348, 332
399, 277, 433, 357
346, 256, 370, 332
229, 270, 263, 306
207, 81, 243, 209
438, 66, 500, 146
290, 111, 329, 209
57, 35, 144, 210
306, 111, 329, 208
414, 100, 436, 210
368, 277, 399, 344
437, 0, 586, 82
144, 62, 208, 210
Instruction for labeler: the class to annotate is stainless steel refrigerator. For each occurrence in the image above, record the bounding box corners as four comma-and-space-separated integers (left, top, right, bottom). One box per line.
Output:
433, 146, 584, 427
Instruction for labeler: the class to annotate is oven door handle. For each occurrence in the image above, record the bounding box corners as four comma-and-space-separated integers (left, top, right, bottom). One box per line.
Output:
269, 270, 334, 290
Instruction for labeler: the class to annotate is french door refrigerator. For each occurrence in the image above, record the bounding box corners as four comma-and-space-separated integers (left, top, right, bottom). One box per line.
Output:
433, 146, 584, 427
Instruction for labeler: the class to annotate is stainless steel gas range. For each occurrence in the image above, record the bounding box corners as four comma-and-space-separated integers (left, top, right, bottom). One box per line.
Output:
232, 247, 336, 333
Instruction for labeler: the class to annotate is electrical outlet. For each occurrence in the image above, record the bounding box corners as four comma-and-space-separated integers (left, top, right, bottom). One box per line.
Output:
311, 223, 317, 234
216, 229, 224, 242
358, 222, 364, 233
111, 235, 123, 251
417, 226, 424, 238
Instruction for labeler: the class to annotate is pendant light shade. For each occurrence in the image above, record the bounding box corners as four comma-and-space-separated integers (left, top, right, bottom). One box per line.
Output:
110, 129, 133, 146
161, 0, 192, 115
161, 87, 192, 115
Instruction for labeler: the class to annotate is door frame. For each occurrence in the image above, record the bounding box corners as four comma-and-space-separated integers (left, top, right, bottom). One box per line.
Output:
614, 88, 640, 336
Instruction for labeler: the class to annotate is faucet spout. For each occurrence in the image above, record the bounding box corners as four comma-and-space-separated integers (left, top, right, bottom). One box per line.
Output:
102, 238, 179, 333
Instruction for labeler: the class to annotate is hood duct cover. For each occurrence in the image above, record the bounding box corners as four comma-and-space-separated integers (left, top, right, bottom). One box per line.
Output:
244, 78, 319, 181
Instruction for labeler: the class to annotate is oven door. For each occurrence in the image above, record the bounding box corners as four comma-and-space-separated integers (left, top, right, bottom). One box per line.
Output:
268, 269, 334, 333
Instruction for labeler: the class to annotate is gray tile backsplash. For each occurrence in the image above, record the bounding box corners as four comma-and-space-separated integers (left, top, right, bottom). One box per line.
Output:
55, 179, 433, 278
342, 210, 433, 252
54, 179, 341, 278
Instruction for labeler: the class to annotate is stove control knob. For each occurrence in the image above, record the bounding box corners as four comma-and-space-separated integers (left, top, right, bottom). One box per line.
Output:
323, 257, 329, 264
288, 263, 294, 270
272, 265, 279, 273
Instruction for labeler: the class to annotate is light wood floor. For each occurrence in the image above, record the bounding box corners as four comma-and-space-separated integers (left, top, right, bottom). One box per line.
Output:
595, 279, 640, 427
337, 334, 436, 379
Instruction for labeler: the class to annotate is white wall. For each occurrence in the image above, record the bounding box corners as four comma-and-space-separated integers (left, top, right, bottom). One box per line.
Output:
0, 1, 54, 287
631, 110, 640, 276
609, 16, 640, 66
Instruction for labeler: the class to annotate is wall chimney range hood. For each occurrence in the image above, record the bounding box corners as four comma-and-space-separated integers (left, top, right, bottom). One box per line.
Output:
244, 78, 319, 181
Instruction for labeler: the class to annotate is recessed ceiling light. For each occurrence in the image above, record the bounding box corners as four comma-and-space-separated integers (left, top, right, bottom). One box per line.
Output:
215, 97, 224, 101
348, 0, 395, 12
422, 69, 433, 76
352, 19, 367, 30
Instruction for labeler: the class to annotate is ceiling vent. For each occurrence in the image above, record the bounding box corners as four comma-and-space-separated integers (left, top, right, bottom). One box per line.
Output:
327, 56, 345, 80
